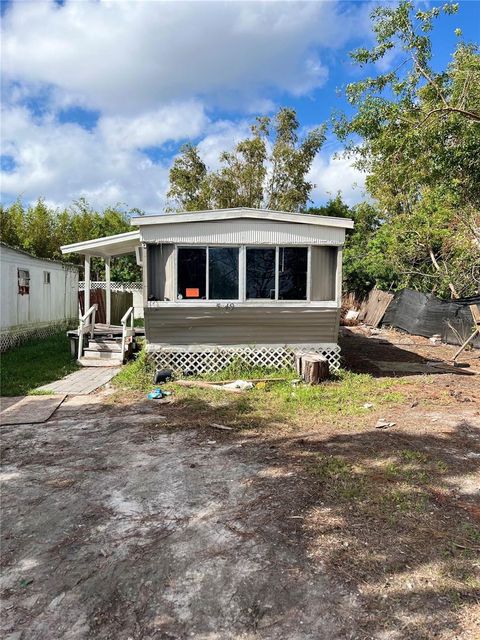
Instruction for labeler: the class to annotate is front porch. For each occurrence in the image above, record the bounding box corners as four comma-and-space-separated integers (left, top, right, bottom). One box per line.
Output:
61, 231, 143, 366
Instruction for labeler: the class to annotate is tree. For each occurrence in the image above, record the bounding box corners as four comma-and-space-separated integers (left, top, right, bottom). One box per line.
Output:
167, 144, 210, 212
167, 108, 326, 213
0, 198, 142, 282
334, 1, 480, 297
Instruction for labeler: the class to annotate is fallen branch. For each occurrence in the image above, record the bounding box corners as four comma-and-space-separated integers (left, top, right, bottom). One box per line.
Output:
202, 377, 287, 385
174, 380, 244, 393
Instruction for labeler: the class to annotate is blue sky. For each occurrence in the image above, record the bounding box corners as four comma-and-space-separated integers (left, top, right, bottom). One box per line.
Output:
1, 0, 479, 212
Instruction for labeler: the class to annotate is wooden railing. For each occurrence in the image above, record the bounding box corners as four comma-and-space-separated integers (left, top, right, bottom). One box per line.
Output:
77, 303, 97, 360
121, 306, 135, 363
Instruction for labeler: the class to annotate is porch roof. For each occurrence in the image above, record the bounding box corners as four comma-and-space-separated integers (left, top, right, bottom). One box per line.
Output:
61, 230, 140, 258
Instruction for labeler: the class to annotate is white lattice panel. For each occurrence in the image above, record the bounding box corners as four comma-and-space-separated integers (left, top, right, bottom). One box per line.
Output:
0, 320, 77, 353
147, 344, 341, 375
79, 281, 142, 292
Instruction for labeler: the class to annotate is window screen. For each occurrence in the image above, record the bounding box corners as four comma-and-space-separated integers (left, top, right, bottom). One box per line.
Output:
246, 248, 276, 299
18, 269, 30, 295
209, 247, 239, 300
177, 247, 206, 299
43, 271, 51, 284
278, 247, 308, 300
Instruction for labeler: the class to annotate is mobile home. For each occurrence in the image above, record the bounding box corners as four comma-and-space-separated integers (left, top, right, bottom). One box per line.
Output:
61, 208, 353, 371
0, 243, 79, 351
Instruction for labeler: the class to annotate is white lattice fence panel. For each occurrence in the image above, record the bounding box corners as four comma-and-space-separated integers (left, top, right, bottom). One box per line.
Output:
148, 344, 341, 375
0, 320, 77, 353
79, 281, 142, 292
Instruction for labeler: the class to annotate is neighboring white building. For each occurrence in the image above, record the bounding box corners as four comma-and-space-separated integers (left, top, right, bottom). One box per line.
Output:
0, 243, 79, 351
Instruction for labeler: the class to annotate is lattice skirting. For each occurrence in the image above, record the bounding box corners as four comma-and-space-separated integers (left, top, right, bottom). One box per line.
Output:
147, 343, 342, 375
0, 320, 77, 353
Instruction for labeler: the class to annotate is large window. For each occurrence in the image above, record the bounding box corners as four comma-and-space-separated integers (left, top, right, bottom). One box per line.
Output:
246, 248, 276, 299
177, 247, 239, 300
175, 245, 309, 302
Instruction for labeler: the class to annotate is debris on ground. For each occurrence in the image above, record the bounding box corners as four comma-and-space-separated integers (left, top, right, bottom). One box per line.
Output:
363, 402, 374, 409
375, 418, 397, 429
174, 379, 244, 393
221, 380, 254, 391
147, 388, 172, 400
153, 368, 173, 383
210, 423, 234, 431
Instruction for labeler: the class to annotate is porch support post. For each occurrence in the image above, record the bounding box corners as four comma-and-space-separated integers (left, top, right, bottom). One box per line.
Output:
84, 254, 91, 312
105, 256, 111, 326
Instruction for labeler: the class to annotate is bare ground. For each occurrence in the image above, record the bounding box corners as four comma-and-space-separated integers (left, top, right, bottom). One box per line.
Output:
1, 327, 479, 640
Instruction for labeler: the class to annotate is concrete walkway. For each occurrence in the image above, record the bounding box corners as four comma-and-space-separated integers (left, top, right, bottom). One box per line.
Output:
36, 367, 120, 395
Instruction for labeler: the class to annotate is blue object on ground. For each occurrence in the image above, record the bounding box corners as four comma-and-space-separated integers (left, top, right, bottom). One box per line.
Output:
147, 388, 164, 399
147, 388, 173, 400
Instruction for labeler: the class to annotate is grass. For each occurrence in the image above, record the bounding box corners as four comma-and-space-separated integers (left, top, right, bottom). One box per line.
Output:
0, 332, 79, 396
112, 347, 407, 433
112, 348, 155, 392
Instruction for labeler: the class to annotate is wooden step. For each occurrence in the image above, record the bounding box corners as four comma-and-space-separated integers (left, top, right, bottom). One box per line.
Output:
78, 357, 123, 368
86, 342, 123, 353
83, 349, 124, 361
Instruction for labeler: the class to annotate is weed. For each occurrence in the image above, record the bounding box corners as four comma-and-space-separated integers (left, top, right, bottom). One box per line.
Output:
380, 488, 429, 514
113, 348, 155, 392
400, 449, 429, 464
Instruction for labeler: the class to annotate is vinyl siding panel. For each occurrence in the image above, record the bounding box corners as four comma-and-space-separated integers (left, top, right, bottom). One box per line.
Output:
140, 219, 345, 246
0, 245, 78, 330
145, 306, 340, 345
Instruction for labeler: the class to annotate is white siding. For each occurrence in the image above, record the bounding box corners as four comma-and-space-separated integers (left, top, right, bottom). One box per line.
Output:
140, 219, 345, 246
0, 245, 79, 331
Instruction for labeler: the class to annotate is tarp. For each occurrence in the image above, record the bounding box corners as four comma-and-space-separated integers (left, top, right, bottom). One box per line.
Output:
382, 289, 480, 348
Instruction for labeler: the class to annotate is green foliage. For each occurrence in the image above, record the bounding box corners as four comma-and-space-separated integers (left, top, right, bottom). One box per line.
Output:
0, 197, 142, 281
307, 193, 351, 219
167, 108, 326, 213
308, 197, 395, 296
113, 347, 155, 392
199, 357, 296, 382
0, 332, 79, 396
334, 1, 480, 298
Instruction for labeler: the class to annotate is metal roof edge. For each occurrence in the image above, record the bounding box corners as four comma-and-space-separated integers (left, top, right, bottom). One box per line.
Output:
1, 241, 80, 269
130, 208, 354, 229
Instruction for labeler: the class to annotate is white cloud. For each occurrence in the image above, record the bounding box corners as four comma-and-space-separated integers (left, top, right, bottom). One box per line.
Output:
0, 1, 372, 211
98, 102, 208, 150
309, 152, 367, 206
1, 105, 171, 211
197, 120, 252, 170
1, 0, 366, 113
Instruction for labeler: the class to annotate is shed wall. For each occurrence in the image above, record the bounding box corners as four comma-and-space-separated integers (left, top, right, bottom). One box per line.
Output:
144, 306, 340, 345
0, 246, 79, 331
140, 219, 345, 246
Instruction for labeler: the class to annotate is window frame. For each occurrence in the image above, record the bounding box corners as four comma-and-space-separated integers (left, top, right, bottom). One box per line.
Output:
173, 244, 312, 304
244, 245, 311, 303
43, 271, 51, 285
18, 268, 30, 295
175, 245, 242, 302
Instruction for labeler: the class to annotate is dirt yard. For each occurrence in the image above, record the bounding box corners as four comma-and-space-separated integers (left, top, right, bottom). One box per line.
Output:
1, 327, 479, 640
